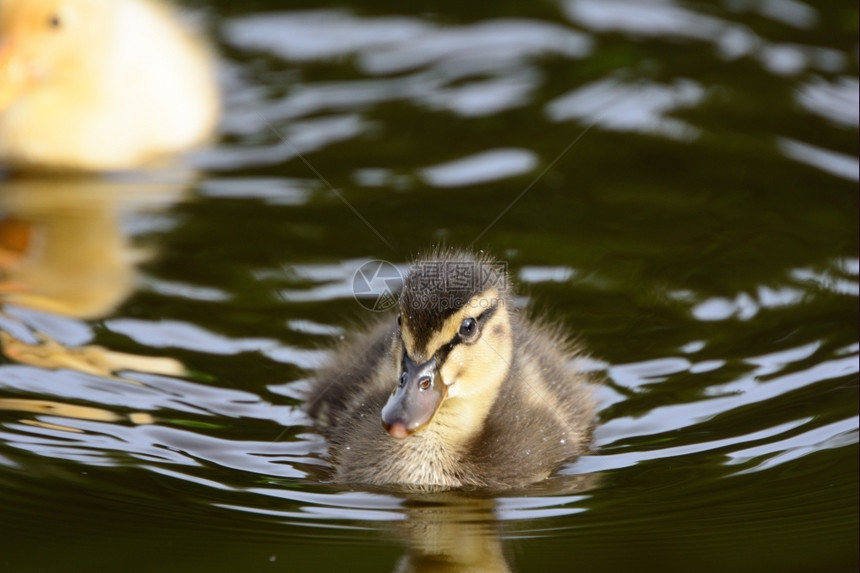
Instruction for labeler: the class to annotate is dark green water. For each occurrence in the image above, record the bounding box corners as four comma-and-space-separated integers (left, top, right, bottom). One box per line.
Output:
0, 1, 857, 571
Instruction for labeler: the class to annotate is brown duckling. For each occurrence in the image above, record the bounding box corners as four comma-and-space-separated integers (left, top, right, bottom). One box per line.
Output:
306, 250, 596, 489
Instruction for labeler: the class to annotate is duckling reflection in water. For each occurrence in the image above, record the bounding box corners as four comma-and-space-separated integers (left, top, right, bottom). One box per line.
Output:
0, 177, 186, 379
307, 250, 596, 489
392, 496, 511, 573
0, 179, 140, 319
0, 0, 219, 171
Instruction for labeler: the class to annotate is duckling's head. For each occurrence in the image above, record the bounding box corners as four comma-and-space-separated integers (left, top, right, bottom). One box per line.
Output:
0, 0, 109, 109
382, 250, 514, 440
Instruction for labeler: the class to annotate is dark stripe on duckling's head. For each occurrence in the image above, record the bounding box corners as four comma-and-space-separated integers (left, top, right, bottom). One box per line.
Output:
398, 249, 510, 355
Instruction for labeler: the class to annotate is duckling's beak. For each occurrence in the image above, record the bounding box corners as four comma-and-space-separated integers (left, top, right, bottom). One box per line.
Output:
382, 355, 446, 439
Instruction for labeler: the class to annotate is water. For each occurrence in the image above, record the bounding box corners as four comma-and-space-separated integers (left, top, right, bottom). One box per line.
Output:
1, 0, 857, 571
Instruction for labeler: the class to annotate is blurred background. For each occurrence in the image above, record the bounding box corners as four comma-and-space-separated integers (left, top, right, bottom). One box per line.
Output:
0, 0, 857, 571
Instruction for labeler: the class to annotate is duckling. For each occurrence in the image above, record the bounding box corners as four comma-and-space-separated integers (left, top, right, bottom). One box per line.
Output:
306, 250, 596, 489
0, 0, 219, 171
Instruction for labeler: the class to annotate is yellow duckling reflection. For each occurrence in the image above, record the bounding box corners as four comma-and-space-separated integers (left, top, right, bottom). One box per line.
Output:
0, 177, 144, 318
0, 397, 155, 432
389, 478, 595, 573
0, 175, 185, 378
0, 0, 219, 171
394, 497, 511, 573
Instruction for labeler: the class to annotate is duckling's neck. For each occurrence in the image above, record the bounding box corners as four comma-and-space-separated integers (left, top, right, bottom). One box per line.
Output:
430, 396, 499, 449
431, 331, 515, 449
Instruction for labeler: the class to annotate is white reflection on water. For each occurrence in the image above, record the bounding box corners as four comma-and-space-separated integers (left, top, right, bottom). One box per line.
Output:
226, 11, 429, 61
0, 416, 319, 477
221, 77, 421, 135
104, 318, 327, 369
567, 418, 812, 473
716, 25, 759, 60
689, 258, 858, 321
545, 78, 705, 140
0, 367, 279, 419
143, 277, 231, 302
797, 78, 860, 127
3, 306, 93, 346
565, 0, 725, 39
220, 486, 589, 524
200, 114, 367, 172
691, 286, 807, 322
756, 43, 806, 75
742, 341, 821, 379
569, 351, 855, 475
565, 0, 839, 77
286, 319, 344, 337
199, 177, 315, 205
778, 138, 860, 182
791, 258, 860, 296
423, 71, 537, 117
752, 0, 818, 29
419, 149, 539, 188
758, 43, 846, 76
218, 502, 405, 524
726, 418, 858, 475
519, 266, 576, 283
227, 13, 591, 71
494, 494, 588, 521
106, 318, 276, 353
597, 352, 858, 448
218, 12, 594, 172
358, 19, 591, 74
225, 487, 407, 523
609, 357, 692, 389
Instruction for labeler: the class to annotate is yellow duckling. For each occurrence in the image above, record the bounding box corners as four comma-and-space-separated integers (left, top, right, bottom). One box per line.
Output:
307, 250, 596, 489
0, 0, 219, 171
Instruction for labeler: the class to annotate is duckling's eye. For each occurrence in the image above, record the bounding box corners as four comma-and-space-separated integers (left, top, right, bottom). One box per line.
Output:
47, 14, 62, 29
458, 317, 478, 340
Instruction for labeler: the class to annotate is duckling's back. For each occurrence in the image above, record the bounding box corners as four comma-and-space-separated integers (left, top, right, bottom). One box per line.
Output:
305, 320, 397, 433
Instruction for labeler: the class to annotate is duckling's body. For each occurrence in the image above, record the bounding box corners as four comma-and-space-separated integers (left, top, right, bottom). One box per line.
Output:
0, 0, 219, 171
307, 251, 595, 489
